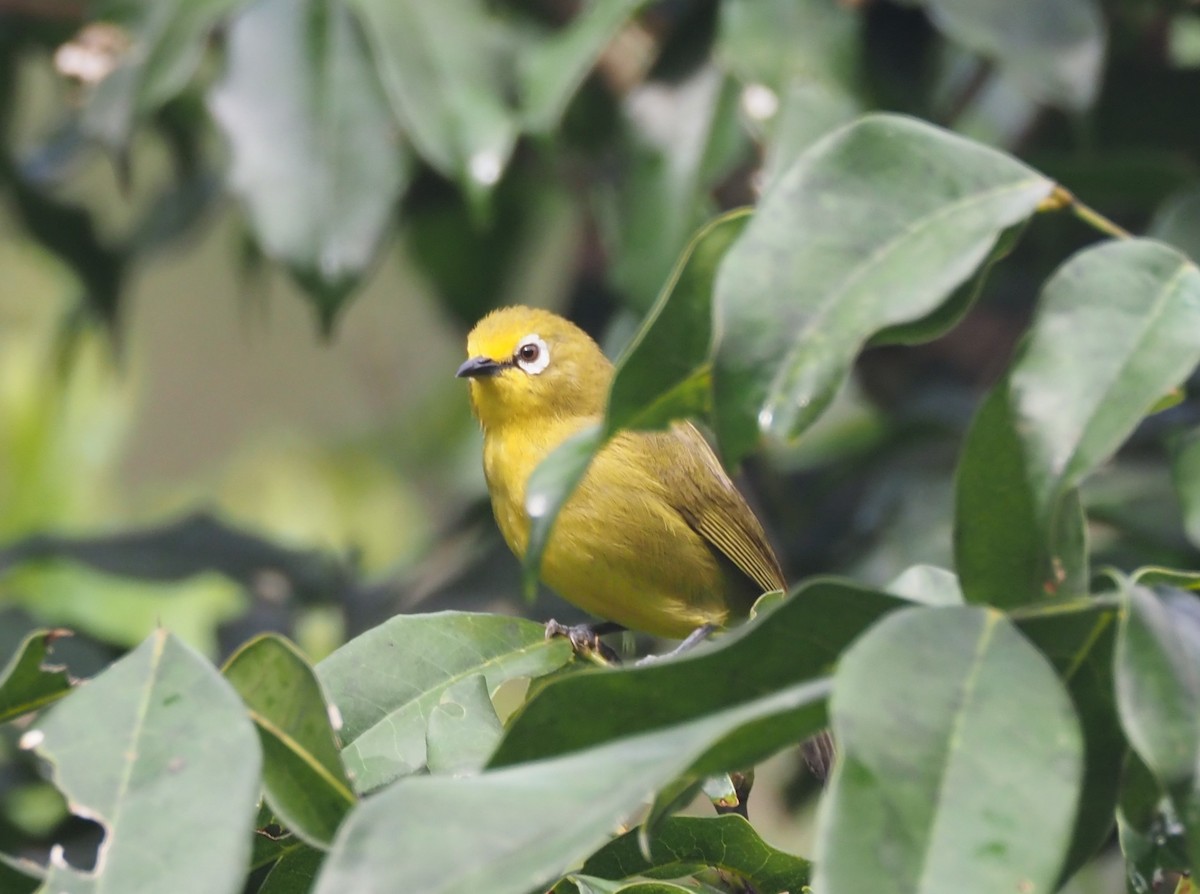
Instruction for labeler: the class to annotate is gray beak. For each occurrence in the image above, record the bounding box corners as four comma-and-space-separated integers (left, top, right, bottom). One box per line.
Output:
456, 356, 504, 378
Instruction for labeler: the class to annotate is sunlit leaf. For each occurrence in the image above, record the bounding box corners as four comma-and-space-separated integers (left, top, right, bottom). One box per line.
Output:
224, 634, 354, 847
209, 0, 407, 323
316, 612, 573, 793
958, 239, 1200, 607
313, 675, 828, 894
29, 631, 261, 894
350, 0, 516, 202
814, 606, 1083, 894
713, 114, 1052, 462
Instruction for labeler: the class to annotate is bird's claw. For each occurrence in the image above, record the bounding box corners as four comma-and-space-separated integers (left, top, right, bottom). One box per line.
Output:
545, 620, 621, 665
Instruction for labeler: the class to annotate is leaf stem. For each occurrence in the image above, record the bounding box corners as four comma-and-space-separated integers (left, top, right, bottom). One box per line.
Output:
1040, 185, 1133, 241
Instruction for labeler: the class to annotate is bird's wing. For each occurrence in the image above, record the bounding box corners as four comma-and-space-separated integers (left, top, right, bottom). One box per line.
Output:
665, 422, 786, 594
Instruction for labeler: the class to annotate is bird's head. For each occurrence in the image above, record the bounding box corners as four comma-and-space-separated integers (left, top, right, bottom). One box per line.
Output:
457, 306, 613, 430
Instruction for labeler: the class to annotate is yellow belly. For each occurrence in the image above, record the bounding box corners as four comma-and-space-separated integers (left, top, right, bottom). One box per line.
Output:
483, 424, 741, 639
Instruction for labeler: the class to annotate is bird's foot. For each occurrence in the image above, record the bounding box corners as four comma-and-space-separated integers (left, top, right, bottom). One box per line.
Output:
635, 622, 718, 666
545, 620, 623, 665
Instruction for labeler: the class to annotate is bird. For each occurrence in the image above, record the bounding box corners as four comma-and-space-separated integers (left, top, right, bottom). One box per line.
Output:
456, 304, 834, 779
456, 305, 784, 641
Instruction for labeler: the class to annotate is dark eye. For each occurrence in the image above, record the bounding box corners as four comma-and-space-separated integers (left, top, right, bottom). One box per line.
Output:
517, 342, 540, 363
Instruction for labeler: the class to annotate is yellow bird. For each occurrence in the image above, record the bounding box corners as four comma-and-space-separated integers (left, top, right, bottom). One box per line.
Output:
456, 305, 785, 644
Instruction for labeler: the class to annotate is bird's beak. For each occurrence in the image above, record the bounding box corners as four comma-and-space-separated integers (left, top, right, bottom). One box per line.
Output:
456, 356, 504, 378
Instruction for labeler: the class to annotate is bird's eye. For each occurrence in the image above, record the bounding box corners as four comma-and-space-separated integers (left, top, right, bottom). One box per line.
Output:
514, 334, 550, 375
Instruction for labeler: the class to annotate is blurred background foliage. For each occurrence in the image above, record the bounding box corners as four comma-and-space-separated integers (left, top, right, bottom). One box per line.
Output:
1, 0, 1199, 887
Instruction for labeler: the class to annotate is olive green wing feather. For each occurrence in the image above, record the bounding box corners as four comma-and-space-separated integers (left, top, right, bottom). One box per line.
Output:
664, 423, 786, 594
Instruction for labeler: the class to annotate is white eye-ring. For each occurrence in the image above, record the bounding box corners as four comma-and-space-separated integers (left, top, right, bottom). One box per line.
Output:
514, 334, 550, 375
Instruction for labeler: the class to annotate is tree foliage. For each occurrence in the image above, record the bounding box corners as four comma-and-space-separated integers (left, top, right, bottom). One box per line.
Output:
2, 1, 1200, 892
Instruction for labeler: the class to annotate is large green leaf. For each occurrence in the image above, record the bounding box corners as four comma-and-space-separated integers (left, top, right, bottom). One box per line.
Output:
0, 630, 73, 725
223, 634, 354, 848
606, 210, 750, 434
954, 384, 1087, 607
519, 0, 645, 132
712, 114, 1052, 462
316, 612, 572, 792
957, 239, 1200, 607
312, 675, 829, 894
1010, 239, 1200, 526
209, 0, 407, 323
579, 815, 809, 893
350, 0, 516, 200
1014, 598, 1124, 877
1115, 584, 1200, 880
28, 631, 261, 894
814, 606, 1083, 894
915, 0, 1105, 111
491, 579, 906, 766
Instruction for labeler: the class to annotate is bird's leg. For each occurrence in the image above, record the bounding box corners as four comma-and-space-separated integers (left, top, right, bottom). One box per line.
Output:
636, 622, 718, 665
545, 619, 623, 665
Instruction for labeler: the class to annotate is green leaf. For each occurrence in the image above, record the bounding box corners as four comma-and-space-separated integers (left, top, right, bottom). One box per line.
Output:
712, 114, 1052, 462
1117, 751, 1191, 893
717, 0, 859, 90
955, 384, 1077, 607
580, 815, 809, 894
519, 0, 645, 132
0, 629, 73, 725
521, 423, 603, 599
570, 877, 703, 894
82, 0, 244, 148
258, 844, 325, 894
958, 239, 1200, 608
814, 606, 1084, 894
28, 630, 261, 894
350, 0, 516, 201
606, 210, 751, 434
491, 579, 906, 766
1013, 597, 1124, 877
1009, 239, 1200, 528
209, 0, 407, 323
316, 612, 573, 793
917, 0, 1105, 111
884, 564, 964, 605
223, 634, 354, 848
1115, 586, 1200, 788
312, 675, 829, 894
425, 674, 504, 775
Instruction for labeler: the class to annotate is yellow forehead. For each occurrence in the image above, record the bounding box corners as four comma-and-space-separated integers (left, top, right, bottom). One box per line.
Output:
466, 306, 578, 360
